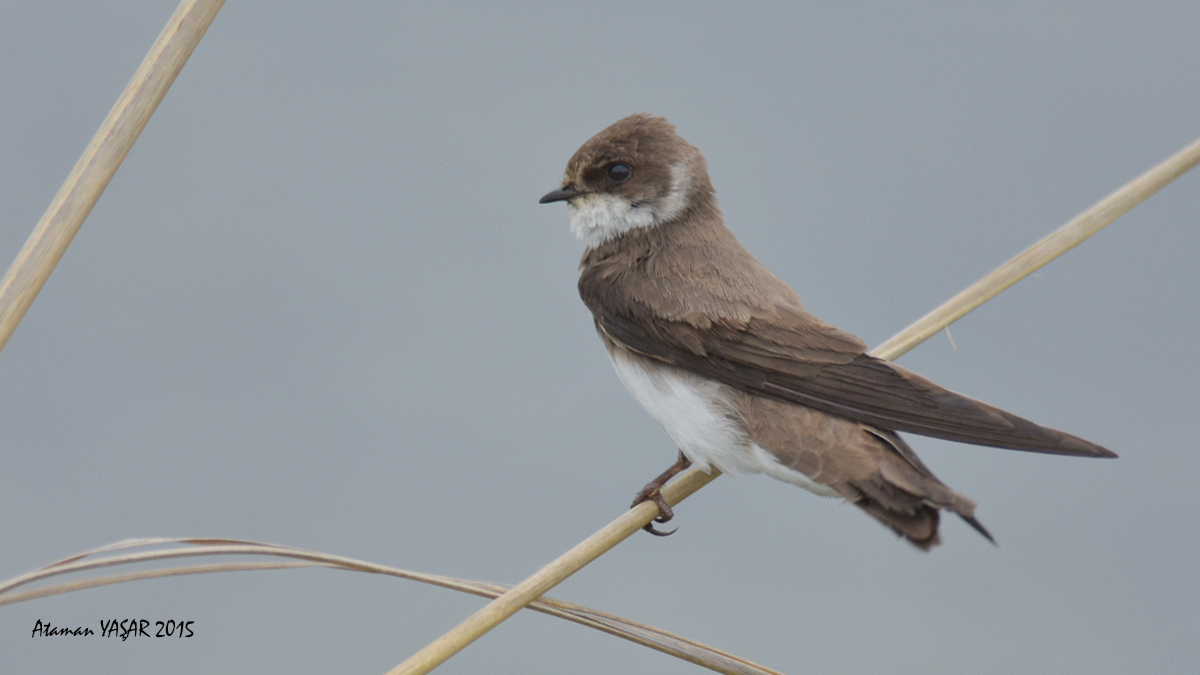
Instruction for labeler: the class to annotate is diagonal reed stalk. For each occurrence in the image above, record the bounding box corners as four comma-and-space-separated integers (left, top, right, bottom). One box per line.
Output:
386, 134, 1200, 675
0, 0, 225, 357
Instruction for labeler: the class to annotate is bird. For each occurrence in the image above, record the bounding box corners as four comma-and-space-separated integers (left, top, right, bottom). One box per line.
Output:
539, 113, 1115, 549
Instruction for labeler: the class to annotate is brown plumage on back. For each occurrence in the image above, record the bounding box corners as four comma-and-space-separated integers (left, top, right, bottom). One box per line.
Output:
541, 113, 1114, 549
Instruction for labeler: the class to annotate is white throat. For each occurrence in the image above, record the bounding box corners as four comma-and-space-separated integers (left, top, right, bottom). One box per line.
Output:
568, 162, 691, 248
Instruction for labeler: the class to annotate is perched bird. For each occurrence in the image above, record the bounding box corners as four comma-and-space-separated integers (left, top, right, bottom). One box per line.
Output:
540, 114, 1115, 549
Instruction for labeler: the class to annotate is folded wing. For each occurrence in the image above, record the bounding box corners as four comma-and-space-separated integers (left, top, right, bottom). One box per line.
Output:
588, 297, 1114, 458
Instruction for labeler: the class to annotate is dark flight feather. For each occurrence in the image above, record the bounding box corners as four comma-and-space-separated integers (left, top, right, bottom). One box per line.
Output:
580, 272, 1115, 459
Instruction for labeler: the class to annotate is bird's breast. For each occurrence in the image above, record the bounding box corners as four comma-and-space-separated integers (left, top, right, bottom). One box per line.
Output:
604, 343, 746, 471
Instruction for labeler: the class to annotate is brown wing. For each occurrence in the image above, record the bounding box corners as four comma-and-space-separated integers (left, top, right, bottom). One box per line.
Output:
583, 288, 1115, 459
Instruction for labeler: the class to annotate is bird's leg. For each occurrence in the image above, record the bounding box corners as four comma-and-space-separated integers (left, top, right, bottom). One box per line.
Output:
631, 451, 693, 536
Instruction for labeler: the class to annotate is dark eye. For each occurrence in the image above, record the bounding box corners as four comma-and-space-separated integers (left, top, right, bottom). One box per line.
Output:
605, 162, 632, 184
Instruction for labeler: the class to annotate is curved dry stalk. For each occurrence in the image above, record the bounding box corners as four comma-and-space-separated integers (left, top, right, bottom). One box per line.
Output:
0, 538, 780, 675
0, 562, 315, 606
0, 0, 225, 356
388, 134, 1200, 675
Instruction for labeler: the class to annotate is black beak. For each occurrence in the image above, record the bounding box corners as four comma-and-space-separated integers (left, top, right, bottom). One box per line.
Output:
539, 186, 579, 204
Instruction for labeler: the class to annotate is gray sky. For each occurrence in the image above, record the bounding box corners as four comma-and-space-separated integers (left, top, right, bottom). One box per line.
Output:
3, 2, 1198, 673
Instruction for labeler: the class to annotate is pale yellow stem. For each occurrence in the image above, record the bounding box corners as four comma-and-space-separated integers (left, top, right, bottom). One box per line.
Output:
874, 135, 1200, 362
0, 0, 226, 356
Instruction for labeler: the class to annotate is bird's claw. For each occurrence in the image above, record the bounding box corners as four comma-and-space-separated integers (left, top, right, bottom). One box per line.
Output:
633, 484, 677, 536
630, 453, 692, 536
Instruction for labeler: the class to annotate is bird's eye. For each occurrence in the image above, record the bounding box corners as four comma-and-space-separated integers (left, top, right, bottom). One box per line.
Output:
605, 162, 632, 184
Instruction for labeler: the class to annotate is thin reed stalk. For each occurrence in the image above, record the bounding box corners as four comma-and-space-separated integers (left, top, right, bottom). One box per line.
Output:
1, 538, 782, 675
875, 135, 1200, 361
0, 0, 225, 356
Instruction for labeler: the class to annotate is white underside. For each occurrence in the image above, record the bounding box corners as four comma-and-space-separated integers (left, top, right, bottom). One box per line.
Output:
608, 348, 839, 498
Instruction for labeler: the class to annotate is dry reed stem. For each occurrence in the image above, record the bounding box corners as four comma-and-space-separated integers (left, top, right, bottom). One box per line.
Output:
387, 134, 1200, 675
0, 0, 225, 356
1, 538, 782, 675
875, 134, 1200, 362
387, 468, 718, 675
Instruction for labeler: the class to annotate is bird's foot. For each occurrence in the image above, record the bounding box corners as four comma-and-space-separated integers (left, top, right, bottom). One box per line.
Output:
631, 453, 692, 536
632, 484, 677, 536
